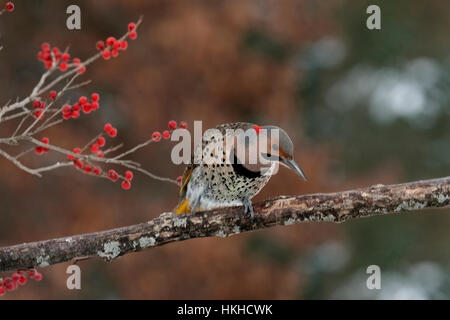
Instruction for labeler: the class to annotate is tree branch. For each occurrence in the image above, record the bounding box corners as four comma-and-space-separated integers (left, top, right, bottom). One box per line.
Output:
0, 176, 449, 272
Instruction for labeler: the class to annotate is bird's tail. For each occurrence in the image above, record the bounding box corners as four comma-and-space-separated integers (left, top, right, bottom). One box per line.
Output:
174, 198, 191, 214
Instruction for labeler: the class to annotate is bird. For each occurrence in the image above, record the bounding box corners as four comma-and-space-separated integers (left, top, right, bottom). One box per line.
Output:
174, 122, 307, 216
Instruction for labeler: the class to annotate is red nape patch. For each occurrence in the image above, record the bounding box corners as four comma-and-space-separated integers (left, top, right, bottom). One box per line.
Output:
253, 125, 262, 134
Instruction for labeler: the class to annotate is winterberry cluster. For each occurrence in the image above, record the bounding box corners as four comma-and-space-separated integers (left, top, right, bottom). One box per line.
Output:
35, 137, 50, 155
36, 42, 85, 73
62, 93, 100, 120
151, 120, 187, 142
0, 269, 42, 297
107, 169, 134, 190
32, 99, 46, 119
64, 120, 186, 190
64, 123, 120, 183
103, 123, 118, 138
5, 12, 179, 190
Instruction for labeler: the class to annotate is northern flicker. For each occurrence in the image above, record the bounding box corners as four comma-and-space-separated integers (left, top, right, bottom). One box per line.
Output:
174, 122, 307, 216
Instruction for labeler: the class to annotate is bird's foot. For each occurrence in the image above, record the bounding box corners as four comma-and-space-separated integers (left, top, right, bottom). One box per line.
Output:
243, 198, 254, 218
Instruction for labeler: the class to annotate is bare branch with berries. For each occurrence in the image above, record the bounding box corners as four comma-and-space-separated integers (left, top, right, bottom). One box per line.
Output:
0, 176, 448, 273
0, 269, 42, 296
0, 15, 183, 189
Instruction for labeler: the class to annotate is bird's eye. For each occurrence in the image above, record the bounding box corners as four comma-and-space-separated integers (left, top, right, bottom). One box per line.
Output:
262, 153, 276, 161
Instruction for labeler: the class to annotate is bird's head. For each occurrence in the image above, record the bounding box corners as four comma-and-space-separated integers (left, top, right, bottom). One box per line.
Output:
252, 125, 307, 181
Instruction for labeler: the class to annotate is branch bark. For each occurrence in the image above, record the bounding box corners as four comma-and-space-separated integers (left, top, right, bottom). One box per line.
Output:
1, 176, 449, 272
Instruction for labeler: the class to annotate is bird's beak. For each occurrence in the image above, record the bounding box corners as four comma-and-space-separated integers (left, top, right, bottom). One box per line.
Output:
281, 158, 307, 181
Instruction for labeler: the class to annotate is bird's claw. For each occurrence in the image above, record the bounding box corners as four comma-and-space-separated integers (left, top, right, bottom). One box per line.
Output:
243, 198, 254, 218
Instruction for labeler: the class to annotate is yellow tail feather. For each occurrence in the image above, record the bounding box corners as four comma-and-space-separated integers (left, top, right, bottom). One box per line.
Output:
174, 199, 191, 214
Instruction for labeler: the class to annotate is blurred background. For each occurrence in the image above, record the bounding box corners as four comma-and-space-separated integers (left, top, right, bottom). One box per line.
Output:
0, 0, 449, 299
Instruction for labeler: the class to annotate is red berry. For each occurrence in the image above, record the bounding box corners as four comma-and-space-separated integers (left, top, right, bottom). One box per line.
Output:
72, 57, 81, 65
102, 49, 111, 60
11, 273, 20, 282
77, 66, 86, 74
152, 131, 161, 142
106, 37, 116, 46
27, 269, 37, 278
79, 96, 87, 105
91, 102, 99, 110
97, 136, 106, 147
35, 147, 43, 155
124, 170, 133, 181
71, 110, 80, 119
0, 286, 4, 296
41, 51, 50, 60
108, 169, 119, 182
162, 130, 171, 139
91, 93, 100, 102
108, 127, 118, 138
62, 105, 71, 114
72, 103, 80, 112
33, 273, 43, 281
74, 159, 84, 169
104, 123, 113, 133
5, 2, 14, 12
5, 280, 16, 291
179, 121, 188, 129
44, 60, 53, 69
34, 110, 43, 119
168, 120, 177, 130
61, 53, 70, 62
41, 137, 49, 144
176, 175, 183, 185
41, 42, 50, 52
128, 22, 136, 31
82, 104, 91, 114
17, 276, 27, 286
129, 31, 137, 40
111, 49, 119, 58
90, 143, 99, 153
33, 100, 41, 108
49, 90, 57, 100
63, 113, 71, 120
59, 62, 68, 71
68, 147, 80, 160
84, 165, 92, 173
96, 150, 104, 158
120, 40, 128, 50
93, 167, 101, 175
96, 40, 105, 51
113, 41, 121, 50
121, 180, 131, 190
